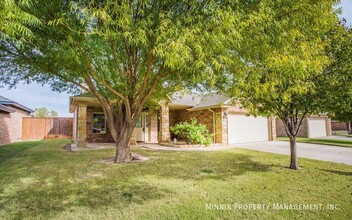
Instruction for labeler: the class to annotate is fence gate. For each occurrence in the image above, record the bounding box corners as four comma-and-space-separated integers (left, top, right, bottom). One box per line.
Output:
22, 117, 73, 140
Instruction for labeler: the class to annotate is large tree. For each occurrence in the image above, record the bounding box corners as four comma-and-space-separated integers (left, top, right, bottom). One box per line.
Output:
0, 0, 239, 162
225, 0, 339, 169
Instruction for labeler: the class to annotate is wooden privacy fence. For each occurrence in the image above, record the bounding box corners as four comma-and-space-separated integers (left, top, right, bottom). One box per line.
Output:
22, 117, 73, 140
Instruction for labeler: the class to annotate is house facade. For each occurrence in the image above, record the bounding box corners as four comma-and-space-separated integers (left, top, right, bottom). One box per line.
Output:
0, 95, 34, 146
276, 116, 332, 138
70, 93, 277, 147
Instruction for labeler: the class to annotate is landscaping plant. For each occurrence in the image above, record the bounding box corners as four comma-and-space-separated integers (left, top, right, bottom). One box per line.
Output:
170, 118, 213, 145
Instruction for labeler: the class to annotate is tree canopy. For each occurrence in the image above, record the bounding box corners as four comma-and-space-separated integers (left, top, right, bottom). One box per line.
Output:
34, 107, 59, 117
319, 21, 352, 134
0, 0, 240, 162
224, 0, 340, 169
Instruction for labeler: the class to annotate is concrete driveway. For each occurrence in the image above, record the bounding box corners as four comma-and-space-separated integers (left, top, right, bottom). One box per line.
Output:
318, 135, 352, 141
232, 141, 352, 165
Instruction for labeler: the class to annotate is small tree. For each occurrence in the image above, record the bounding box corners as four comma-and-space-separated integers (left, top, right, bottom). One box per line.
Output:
34, 107, 59, 117
332, 112, 352, 135
50, 110, 59, 117
319, 22, 352, 135
34, 107, 49, 117
225, 0, 338, 170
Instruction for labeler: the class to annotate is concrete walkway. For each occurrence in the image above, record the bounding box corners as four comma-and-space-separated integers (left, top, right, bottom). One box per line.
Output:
232, 141, 352, 165
140, 143, 238, 152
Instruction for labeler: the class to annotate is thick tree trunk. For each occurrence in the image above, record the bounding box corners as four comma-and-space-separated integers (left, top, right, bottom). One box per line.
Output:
288, 136, 299, 170
346, 121, 352, 135
115, 138, 132, 163
113, 123, 135, 163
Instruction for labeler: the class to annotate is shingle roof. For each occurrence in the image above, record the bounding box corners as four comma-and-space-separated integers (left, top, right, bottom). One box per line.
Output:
72, 93, 95, 98
169, 92, 202, 106
169, 92, 232, 110
70, 92, 232, 111
0, 95, 34, 113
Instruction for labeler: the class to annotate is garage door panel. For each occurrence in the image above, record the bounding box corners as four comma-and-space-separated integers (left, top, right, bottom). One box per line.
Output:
308, 119, 326, 138
228, 114, 269, 144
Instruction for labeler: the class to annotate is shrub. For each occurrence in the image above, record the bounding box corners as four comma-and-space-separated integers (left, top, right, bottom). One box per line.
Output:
170, 118, 213, 145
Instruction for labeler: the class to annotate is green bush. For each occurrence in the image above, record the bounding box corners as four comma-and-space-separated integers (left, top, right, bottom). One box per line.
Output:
170, 118, 213, 145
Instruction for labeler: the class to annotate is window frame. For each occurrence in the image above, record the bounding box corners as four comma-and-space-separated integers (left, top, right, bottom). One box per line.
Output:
92, 112, 106, 134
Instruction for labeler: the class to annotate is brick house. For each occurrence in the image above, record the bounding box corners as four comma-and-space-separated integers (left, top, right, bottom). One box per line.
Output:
70, 92, 277, 147
276, 116, 332, 138
0, 95, 34, 146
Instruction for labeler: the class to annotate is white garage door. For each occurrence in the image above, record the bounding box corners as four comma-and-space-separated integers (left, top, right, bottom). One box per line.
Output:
228, 114, 269, 144
308, 118, 326, 138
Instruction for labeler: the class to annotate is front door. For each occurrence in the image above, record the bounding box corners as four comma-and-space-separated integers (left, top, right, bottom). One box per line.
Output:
135, 113, 149, 142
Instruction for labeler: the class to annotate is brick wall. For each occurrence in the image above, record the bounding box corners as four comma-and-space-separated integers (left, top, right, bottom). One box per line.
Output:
86, 107, 114, 143
170, 109, 214, 133
0, 107, 28, 146
169, 108, 228, 143
276, 117, 309, 137
331, 121, 347, 131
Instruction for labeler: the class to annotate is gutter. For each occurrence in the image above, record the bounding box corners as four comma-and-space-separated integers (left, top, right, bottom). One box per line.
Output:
208, 109, 216, 143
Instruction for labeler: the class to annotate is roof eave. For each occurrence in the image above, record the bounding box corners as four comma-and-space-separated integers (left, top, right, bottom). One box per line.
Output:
187, 104, 232, 112
0, 104, 15, 113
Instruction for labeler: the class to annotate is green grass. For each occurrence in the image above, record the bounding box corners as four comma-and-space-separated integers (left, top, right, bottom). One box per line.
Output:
332, 130, 348, 136
277, 137, 352, 148
332, 130, 352, 137
0, 139, 351, 219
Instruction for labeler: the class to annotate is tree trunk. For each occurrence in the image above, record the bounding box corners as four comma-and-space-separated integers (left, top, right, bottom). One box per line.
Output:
279, 111, 307, 170
115, 139, 132, 163
288, 136, 299, 170
113, 123, 135, 163
346, 121, 352, 135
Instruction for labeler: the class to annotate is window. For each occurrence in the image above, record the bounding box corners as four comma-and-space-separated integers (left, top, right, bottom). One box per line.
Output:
135, 116, 142, 128
145, 115, 149, 127
93, 113, 106, 134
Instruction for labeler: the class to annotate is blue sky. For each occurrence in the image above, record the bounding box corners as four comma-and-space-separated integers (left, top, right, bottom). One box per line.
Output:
0, 1, 351, 117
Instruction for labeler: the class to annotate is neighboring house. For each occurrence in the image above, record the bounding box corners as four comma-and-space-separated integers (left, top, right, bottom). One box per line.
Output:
70, 92, 277, 147
276, 116, 332, 138
331, 121, 347, 131
0, 95, 34, 146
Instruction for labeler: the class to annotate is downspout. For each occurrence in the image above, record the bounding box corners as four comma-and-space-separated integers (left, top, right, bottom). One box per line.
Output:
208, 109, 216, 143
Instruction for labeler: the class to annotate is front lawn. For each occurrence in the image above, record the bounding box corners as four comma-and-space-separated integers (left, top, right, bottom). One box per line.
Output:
333, 130, 352, 137
0, 139, 351, 219
277, 137, 352, 148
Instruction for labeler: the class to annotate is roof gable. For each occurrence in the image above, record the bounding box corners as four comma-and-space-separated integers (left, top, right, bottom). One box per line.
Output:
0, 95, 34, 113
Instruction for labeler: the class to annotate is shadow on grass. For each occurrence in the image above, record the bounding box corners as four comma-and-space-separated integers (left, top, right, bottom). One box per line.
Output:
321, 169, 352, 176
0, 141, 272, 219
0, 178, 170, 219
137, 150, 271, 181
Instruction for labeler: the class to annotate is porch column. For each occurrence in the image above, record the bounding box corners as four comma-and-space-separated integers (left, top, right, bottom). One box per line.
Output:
76, 104, 87, 147
326, 117, 332, 136
159, 101, 170, 143
149, 112, 158, 143
214, 108, 228, 144
268, 116, 277, 141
